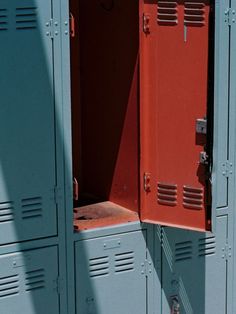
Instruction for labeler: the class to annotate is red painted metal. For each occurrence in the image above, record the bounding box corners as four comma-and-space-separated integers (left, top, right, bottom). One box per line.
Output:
71, 0, 139, 212
140, 0, 211, 231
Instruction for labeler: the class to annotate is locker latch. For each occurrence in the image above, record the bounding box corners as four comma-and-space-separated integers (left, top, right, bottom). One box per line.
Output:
196, 118, 207, 135
199, 151, 209, 165
73, 177, 79, 201
70, 13, 75, 37
171, 296, 180, 314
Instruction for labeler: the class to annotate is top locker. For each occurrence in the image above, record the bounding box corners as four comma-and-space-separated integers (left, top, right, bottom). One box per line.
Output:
71, 0, 231, 233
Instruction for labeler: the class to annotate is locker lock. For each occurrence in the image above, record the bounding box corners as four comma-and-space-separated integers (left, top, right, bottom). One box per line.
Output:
199, 151, 209, 165
196, 118, 207, 135
171, 297, 180, 314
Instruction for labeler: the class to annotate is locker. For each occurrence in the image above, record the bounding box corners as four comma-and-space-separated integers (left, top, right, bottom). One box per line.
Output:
75, 230, 148, 314
0, 246, 59, 314
160, 215, 227, 313
69, 0, 230, 234
0, 0, 57, 244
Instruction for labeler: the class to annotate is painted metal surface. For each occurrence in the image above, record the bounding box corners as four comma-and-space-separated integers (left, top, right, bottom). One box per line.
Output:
140, 0, 211, 231
0, 246, 59, 314
75, 230, 148, 314
160, 216, 227, 314
71, 0, 139, 211
0, 0, 57, 244
212, 0, 230, 214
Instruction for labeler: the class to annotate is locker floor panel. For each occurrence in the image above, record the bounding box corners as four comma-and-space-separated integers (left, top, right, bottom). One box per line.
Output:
74, 201, 139, 231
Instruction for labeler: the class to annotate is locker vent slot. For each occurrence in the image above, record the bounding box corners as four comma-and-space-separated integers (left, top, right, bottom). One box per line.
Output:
115, 251, 134, 273
21, 197, 43, 219
175, 241, 193, 262
89, 256, 109, 278
184, 2, 205, 26
0, 9, 8, 31
183, 186, 203, 210
15, 7, 37, 30
157, 1, 178, 25
0, 274, 19, 298
0, 202, 14, 223
157, 183, 177, 206
25, 269, 45, 292
198, 236, 216, 257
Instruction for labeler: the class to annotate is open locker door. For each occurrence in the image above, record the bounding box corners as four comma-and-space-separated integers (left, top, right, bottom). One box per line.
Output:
140, 0, 212, 231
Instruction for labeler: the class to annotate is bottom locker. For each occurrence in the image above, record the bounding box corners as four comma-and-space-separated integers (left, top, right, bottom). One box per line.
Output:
75, 230, 148, 314
0, 246, 59, 314
161, 216, 227, 314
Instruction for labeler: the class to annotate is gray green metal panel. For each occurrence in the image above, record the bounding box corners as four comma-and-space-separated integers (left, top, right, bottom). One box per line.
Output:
75, 230, 148, 314
0, 0, 57, 244
161, 215, 227, 314
0, 246, 59, 314
212, 0, 230, 220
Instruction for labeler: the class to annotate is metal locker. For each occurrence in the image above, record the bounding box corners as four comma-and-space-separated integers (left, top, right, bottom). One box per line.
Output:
75, 231, 148, 314
0, 0, 57, 244
0, 246, 59, 314
160, 215, 227, 314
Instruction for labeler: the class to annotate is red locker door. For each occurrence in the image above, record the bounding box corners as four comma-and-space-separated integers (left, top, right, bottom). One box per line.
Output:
140, 0, 211, 231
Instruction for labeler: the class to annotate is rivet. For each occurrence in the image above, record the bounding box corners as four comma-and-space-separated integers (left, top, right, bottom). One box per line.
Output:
65, 30, 68, 35
55, 31, 58, 35
46, 32, 50, 36
54, 22, 58, 26
141, 271, 144, 275
149, 269, 152, 273
46, 22, 49, 27
65, 21, 68, 25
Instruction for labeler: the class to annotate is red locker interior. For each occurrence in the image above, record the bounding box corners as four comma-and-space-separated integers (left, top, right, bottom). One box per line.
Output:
70, 0, 140, 231
70, 0, 212, 232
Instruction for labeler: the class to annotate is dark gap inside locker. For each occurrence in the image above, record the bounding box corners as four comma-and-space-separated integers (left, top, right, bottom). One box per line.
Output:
70, 0, 140, 231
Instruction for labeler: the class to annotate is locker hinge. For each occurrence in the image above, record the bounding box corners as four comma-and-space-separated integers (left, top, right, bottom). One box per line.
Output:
141, 259, 152, 276
225, 8, 236, 26
143, 173, 151, 193
143, 13, 151, 34
222, 242, 232, 260
221, 161, 233, 178
54, 186, 61, 204
46, 18, 59, 38
55, 277, 64, 294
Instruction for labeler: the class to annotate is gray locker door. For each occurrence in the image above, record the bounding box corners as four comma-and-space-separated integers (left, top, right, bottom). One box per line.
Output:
0, 246, 59, 314
75, 231, 147, 314
161, 216, 227, 314
212, 0, 230, 213
0, 0, 57, 244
